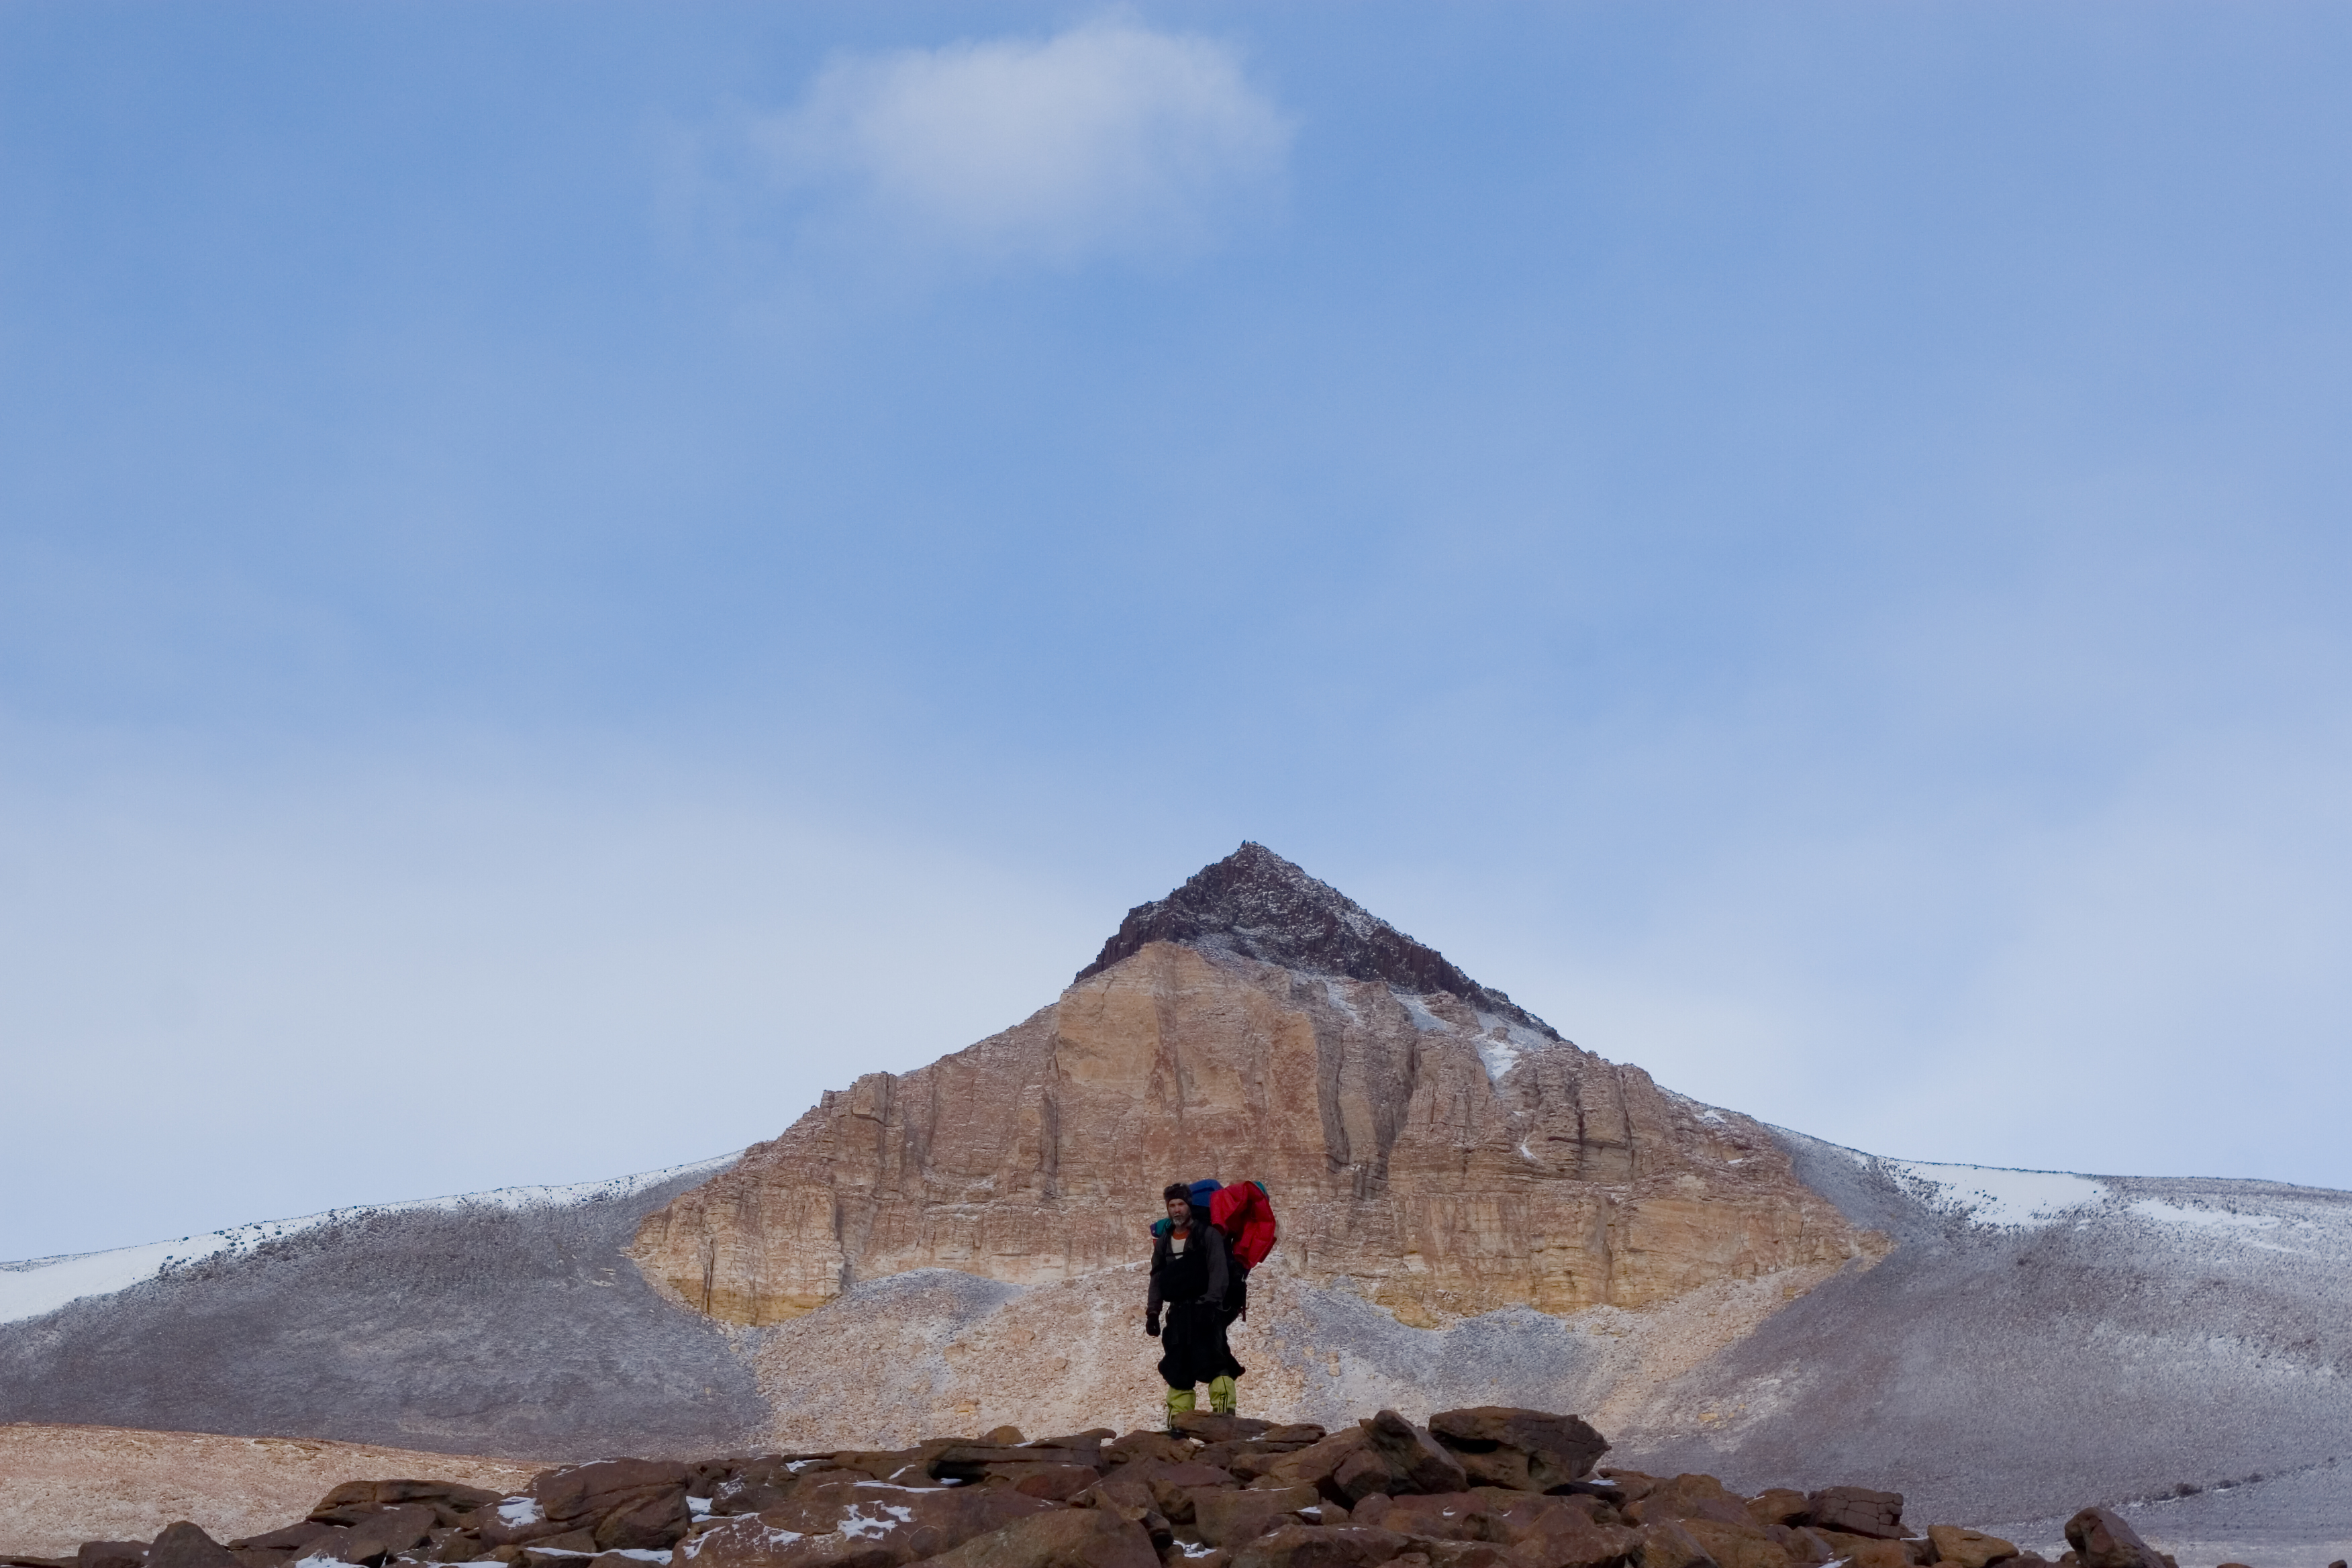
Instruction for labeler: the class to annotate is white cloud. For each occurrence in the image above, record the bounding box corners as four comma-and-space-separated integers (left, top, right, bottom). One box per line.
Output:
750, 18, 1291, 267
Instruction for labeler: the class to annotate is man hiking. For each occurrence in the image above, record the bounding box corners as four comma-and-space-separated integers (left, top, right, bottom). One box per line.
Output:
1144, 1181, 1245, 1422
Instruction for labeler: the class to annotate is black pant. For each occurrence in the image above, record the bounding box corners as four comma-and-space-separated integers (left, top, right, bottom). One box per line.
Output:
1157, 1297, 1246, 1389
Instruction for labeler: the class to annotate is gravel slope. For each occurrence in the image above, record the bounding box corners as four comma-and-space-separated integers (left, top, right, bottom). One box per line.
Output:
1606, 1127, 2352, 1555
0, 1164, 768, 1461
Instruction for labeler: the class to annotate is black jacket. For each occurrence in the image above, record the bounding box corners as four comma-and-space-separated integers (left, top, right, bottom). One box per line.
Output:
1146, 1221, 1230, 1314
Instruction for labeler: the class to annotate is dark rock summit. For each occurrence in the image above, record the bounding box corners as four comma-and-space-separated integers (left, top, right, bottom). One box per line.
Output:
1076, 842, 1561, 1040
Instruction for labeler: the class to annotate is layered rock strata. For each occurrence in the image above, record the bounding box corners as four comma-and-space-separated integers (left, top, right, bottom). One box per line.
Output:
631, 846, 1861, 1327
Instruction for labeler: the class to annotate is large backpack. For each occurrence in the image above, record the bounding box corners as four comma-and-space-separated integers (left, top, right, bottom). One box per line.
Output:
1210, 1180, 1277, 1272
1148, 1177, 1277, 1261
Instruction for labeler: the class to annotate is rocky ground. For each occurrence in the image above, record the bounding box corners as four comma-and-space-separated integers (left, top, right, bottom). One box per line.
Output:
0, 1426, 542, 1558
4, 1408, 2321, 1568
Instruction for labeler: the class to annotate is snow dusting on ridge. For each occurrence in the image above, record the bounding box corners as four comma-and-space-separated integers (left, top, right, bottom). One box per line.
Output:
0, 1151, 740, 1326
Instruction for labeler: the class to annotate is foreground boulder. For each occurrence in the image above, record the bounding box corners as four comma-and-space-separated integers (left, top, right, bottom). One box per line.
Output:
140, 1527, 233, 1568
1428, 1408, 1610, 1493
2065, 1509, 2167, 1568
1808, 1488, 1905, 1541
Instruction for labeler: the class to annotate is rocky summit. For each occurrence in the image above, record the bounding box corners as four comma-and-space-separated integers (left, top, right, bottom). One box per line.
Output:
629, 844, 1861, 1328
5, 1404, 2234, 1568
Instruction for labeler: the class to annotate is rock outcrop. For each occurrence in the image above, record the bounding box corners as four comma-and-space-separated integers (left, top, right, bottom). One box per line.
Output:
631, 846, 1861, 1327
7, 1406, 2167, 1568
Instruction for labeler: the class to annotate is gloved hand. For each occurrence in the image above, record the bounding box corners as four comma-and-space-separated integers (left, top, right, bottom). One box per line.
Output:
1144, 1311, 1161, 1338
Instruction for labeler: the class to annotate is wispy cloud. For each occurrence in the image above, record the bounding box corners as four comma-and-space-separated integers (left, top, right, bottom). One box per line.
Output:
744, 17, 1291, 269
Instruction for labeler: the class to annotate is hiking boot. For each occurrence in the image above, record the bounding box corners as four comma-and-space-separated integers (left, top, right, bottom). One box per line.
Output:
1208, 1375, 1237, 1415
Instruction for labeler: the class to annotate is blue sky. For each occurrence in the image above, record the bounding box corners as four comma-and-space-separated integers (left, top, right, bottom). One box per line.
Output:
5, 2, 2351, 1260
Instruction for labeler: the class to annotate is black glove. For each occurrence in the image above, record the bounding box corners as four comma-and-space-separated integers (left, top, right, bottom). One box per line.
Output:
1144, 1311, 1161, 1338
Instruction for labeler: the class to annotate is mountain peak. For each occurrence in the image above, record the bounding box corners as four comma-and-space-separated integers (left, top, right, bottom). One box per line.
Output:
1075, 842, 1561, 1040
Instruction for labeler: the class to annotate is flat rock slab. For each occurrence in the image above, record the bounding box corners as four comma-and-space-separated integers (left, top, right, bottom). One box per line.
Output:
0, 1424, 545, 1559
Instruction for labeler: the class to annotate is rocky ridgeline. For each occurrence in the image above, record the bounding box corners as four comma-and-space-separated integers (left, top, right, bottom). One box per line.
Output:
4, 1408, 2306, 1568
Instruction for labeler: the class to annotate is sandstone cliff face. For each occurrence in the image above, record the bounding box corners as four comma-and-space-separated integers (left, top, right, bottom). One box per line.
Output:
632, 848, 1859, 1326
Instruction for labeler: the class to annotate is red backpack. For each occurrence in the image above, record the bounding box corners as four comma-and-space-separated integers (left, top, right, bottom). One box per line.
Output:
1209, 1180, 1277, 1272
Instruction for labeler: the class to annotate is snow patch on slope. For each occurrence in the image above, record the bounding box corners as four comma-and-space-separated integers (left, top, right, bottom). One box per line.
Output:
2130, 1199, 2280, 1230
1389, 992, 1550, 1083
0, 1152, 740, 1326
1885, 1160, 2110, 1228
1471, 1010, 1551, 1083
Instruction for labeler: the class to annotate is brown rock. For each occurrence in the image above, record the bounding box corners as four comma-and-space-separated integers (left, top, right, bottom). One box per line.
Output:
631, 859, 1863, 1332
1072, 1477, 1173, 1549
993, 1466, 1101, 1502
679, 1481, 1050, 1567
1438, 1549, 1528, 1568
709, 1461, 830, 1518
1928, 1528, 2017, 1568
478, 1501, 567, 1551
1177, 1416, 1278, 1444
307, 1485, 500, 1530
1814, 1534, 1907, 1568
978, 1428, 1025, 1447
1366, 1496, 1486, 1542
1426, 1410, 1608, 1493
1106, 1433, 1197, 1469
525, 1529, 601, 1559
1359, 1415, 1469, 1499
76, 1547, 148, 1568
593, 1492, 691, 1552
144, 1526, 236, 1568
1130, 1463, 1237, 1524
1625, 1478, 1750, 1530
1477, 1495, 1646, 1568
1261, 1432, 1371, 1499
309, 1487, 386, 1528
1636, 1522, 1717, 1568
1680, 1520, 1794, 1568
1745, 1494, 1808, 1530
1192, 1488, 1328, 1548
827, 1454, 934, 1487
1228, 1525, 1414, 1568
535, 1462, 691, 1527
422, 1528, 484, 1563
1601, 1475, 1659, 1507
1805, 1491, 1904, 1542
930, 1447, 1104, 1483
914, 1508, 1157, 1568
1333, 1453, 1400, 1507
1779, 1529, 1835, 1567
344, 1504, 442, 1562
225, 1528, 336, 1556
2061, 1512, 2163, 1568
1038, 1431, 1120, 1449
1264, 1428, 1330, 1447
